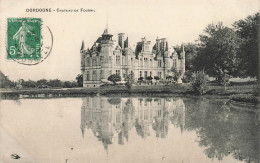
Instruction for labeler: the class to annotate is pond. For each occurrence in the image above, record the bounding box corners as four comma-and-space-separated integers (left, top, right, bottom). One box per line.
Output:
0, 96, 258, 163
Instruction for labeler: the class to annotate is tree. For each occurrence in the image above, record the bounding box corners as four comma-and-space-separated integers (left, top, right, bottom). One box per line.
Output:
64, 81, 72, 88
171, 67, 182, 82
71, 81, 78, 87
183, 71, 193, 83
190, 71, 208, 95
49, 79, 63, 87
22, 80, 37, 88
220, 73, 230, 91
0, 71, 16, 88
76, 74, 83, 87
36, 79, 48, 88
125, 70, 135, 90
108, 74, 121, 85
233, 13, 259, 80
174, 43, 199, 71
194, 22, 242, 81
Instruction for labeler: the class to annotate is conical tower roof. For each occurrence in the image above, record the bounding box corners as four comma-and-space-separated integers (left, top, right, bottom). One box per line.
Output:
80, 40, 85, 51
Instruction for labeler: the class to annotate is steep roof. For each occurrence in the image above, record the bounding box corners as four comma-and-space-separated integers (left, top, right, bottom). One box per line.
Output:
124, 37, 128, 48
135, 42, 143, 58
80, 40, 85, 51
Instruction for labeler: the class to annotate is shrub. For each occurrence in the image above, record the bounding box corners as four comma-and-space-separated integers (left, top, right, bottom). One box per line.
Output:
108, 74, 121, 85
171, 67, 182, 81
138, 77, 144, 81
166, 76, 172, 80
191, 71, 208, 95
146, 76, 153, 81
125, 71, 135, 90
154, 76, 160, 81
182, 71, 193, 83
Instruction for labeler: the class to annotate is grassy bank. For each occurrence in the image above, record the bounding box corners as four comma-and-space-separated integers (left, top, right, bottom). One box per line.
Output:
0, 83, 259, 104
230, 94, 259, 104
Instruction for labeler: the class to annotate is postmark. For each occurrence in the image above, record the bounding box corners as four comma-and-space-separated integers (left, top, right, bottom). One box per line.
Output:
6, 18, 53, 65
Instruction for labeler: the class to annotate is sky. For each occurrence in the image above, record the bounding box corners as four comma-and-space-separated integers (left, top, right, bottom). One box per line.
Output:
0, 0, 259, 81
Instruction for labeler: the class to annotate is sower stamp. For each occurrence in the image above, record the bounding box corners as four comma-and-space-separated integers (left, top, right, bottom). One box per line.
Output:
7, 18, 53, 65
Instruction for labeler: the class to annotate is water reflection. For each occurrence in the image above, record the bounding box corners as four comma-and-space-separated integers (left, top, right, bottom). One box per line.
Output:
81, 97, 259, 163
184, 98, 259, 163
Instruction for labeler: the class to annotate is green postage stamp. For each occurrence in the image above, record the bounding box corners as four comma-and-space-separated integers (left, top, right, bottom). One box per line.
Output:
7, 18, 42, 61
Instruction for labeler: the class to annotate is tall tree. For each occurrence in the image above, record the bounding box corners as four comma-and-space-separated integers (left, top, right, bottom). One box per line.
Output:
233, 13, 259, 80
174, 43, 199, 71
194, 22, 242, 81
76, 74, 83, 87
0, 71, 16, 88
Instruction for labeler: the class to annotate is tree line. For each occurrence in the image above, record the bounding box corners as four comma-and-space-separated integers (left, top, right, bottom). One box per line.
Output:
0, 72, 83, 89
174, 13, 259, 82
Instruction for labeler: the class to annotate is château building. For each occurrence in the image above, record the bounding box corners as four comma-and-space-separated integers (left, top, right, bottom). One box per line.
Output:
80, 27, 185, 88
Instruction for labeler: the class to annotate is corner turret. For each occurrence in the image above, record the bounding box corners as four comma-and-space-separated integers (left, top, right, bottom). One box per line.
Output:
178, 44, 185, 83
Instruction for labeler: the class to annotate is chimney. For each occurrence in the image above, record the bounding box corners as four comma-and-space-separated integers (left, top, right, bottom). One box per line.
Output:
141, 37, 146, 42
118, 33, 125, 49
156, 37, 160, 52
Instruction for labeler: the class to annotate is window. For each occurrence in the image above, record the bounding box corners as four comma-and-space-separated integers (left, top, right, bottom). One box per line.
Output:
116, 113, 121, 123
158, 60, 161, 67
92, 58, 97, 66
100, 56, 104, 63
140, 71, 142, 77
158, 71, 162, 78
144, 58, 148, 67
150, 71, 152, 77
116, 70, 120, 75
144, 71, 147, 79
158, 110, 162, 116
173, 59, 177, 67
139, 99, 143, 105
86, 71, 90, 81
93, 70, 97, 80
100, 70, 104, 78
87, 58, 90, 66
144, 112, 148, 120
116, 56, 120, 65
158, 99, 162, 105
140, 58, 143, 66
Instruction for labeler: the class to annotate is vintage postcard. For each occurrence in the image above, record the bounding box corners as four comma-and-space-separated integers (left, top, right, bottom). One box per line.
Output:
0, 0, 259, 163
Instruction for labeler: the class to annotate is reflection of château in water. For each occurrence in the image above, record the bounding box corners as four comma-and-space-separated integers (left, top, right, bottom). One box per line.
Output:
80, 97, 185, 151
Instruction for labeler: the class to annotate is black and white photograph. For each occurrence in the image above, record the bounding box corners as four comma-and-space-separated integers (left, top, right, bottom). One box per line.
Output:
0, 0, 259, 162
